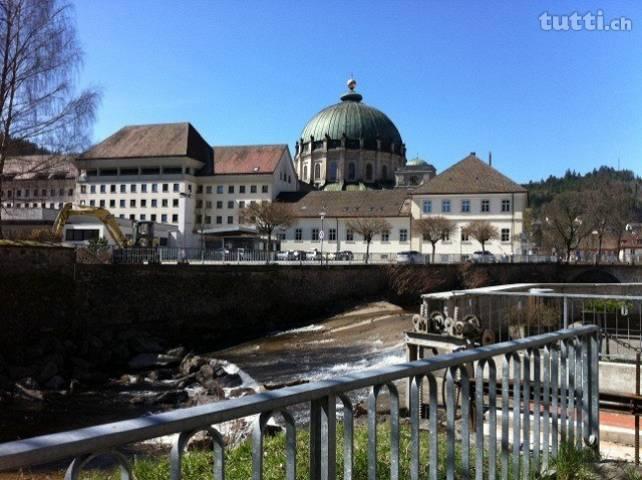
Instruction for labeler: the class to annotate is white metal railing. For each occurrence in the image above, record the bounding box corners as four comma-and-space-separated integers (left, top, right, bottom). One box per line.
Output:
0, 326, 599, 480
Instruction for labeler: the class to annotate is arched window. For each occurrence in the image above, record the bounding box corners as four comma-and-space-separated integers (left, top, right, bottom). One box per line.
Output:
328, 162, 337, 181
382, 165, 388, 179
365, 163, 373, 181
303, 165, 308, 181
348, 162, 356, 180
314, 163, 321, 180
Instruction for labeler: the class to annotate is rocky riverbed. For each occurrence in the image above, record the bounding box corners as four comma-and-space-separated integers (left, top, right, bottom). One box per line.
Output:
0, 301, 413, 443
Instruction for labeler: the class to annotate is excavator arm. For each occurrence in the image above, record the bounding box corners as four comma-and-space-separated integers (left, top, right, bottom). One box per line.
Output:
52, 203, 131, 248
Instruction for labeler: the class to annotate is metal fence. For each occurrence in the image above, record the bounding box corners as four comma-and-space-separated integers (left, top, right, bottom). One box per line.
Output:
422, 284, 642, 362
0, 326, 599, 480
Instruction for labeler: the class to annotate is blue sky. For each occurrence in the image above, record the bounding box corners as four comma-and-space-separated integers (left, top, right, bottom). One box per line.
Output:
73, 1, 642, 183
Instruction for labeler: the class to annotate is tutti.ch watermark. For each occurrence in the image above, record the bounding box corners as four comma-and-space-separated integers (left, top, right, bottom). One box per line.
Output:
539, 10, 632, 31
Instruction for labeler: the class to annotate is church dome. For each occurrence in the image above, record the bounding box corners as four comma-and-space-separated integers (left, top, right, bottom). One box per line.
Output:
299, 79, 403, 154
406, 156, 429, 167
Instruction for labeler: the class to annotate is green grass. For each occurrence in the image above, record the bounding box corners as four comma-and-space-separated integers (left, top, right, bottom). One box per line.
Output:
73, 424, 600, 480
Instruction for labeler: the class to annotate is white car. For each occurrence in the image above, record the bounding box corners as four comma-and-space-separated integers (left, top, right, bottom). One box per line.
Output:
471, 251, 496, 263
396, 251, 424, 264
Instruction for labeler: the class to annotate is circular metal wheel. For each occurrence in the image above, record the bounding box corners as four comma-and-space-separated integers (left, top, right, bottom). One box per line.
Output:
463, 314, 481, 330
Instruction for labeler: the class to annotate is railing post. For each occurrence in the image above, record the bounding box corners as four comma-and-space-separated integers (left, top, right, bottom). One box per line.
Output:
563, 296, 569, 329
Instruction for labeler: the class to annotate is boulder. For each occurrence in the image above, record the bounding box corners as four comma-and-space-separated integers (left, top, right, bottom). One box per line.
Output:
180, 355, 208, 376
218, 373, 243, 389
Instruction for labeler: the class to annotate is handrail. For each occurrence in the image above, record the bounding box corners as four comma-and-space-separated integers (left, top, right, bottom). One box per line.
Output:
0, 325, 598, 471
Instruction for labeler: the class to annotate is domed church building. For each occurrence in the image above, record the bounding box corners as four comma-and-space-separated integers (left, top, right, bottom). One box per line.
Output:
294, 79, 407, 190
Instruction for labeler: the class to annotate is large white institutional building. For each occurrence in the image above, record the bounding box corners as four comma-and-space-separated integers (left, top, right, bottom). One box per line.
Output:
1, 80, 527, 258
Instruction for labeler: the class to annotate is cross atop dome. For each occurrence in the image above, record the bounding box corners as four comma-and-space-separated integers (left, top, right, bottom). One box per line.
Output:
341, 77, 362, 102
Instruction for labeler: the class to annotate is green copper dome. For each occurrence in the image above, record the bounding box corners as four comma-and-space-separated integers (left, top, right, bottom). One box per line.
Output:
299, 81, 403, 154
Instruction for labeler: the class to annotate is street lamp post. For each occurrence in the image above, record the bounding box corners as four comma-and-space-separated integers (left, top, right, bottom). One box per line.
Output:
319, 209, 326, 265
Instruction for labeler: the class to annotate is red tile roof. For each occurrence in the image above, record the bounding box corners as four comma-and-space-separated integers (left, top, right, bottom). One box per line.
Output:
212, 145, 288, 175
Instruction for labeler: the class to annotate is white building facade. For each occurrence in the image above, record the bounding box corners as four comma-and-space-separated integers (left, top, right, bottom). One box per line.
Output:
278, 190, 412, 261
410, 153, 528, 260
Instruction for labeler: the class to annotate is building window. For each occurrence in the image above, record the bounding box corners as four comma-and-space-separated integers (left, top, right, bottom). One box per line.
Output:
422, 200, 432, 214
295, 228, 302, 241
130, 199, 136, 208
314, 164, 321, 180
161, 214, 167, 223
151, 214, 157, 221
110, 185, 116, 193
227, 216, 233, 224
329, 228, 337, 241
173, 183, 179, 192
227, 200, 234, 208
461, 231, 470, 242
196, 214, 203, 224
89, 200, 95, 207
239, 200, 245, 208
99, 200, 105, 207
441, 200, 451, 213
501, 199, 511, 212
140, 214, 146, 221
262, 185, 269, 193
216, 185, 224, 194
250, 185, 257, 193
277, 231, 286, 240
348, 162, 356, 180
442, 230, 450, 241
501, 228, 510, 242
346, 229, 354, 241
90, 185, 96, 194
162, 199, 168, 207
303, 165, 308, 181
80, 185, 86, 194
216, 200, 223, 208
206, 186, 212, 194
141, 199, 147, 208
120, 184, 126, 193
172, 214, 179, 223
151, 199, 157, 207
119, 199, 125, 208
461, 200, 470, 213
152, 184, 158, 193
100, 185, 106, 193
173, 198, 179, 207
399, 229, 408, 242
141, 184, 147, 193
196, 185, 203, 194
381, 230, 390, 242
329, 162, 337, 181
481, 199, 490, 212
131, 184, 137, 193
162, 184, 169, 192
216, 216, 222, 224
312, 228, 319, 241
228, 185, 234, 194
240, 185, 246, 193
196, 199, 203, 208
365, 163, 373, 181
205, 215, 211, 224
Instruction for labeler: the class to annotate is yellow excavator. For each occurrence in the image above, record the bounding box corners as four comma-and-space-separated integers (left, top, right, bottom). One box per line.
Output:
52, 203, 156, 248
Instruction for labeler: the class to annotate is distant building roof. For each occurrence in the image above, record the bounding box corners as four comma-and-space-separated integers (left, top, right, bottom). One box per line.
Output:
2, 155, 77, 180
80, 122, 212, 164
211, 145, 288, 175
412, 153, 527, 194
277, 190, 411, 218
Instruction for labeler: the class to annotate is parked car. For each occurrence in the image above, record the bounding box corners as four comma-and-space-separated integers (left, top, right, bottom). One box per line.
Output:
471, 251, 496, 263
290, 250, 307, 261
212, 247, 230, 260
328, 250, 354, 261
276, 250, 292, 261
305, 249, 322, 261
396, 251, 424, 264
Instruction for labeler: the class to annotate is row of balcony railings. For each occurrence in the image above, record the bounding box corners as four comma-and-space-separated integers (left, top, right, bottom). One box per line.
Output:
0, 326, 599, 480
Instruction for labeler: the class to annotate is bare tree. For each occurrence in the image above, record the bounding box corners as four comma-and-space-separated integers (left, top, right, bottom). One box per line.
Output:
413, 216, 454, 263
0, 0, 99, 237
606, 184, 635, 261
241, 202, 295, 259
541, 191, 592, 263
346, 217, 391, 264
463, 220, 499, 253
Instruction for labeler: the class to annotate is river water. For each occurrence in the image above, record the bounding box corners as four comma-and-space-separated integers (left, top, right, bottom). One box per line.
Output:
0, 302, 413, 443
